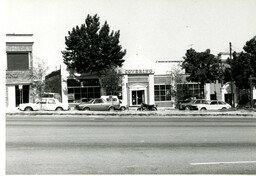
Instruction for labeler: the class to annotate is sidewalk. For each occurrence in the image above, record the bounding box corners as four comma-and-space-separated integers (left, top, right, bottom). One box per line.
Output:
5, 107, 256, 117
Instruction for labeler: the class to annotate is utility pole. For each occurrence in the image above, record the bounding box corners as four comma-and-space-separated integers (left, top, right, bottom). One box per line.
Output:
230, 42, 235, 108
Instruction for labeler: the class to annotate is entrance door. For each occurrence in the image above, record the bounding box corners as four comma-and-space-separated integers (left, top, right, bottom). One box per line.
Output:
15, 85, 29, 106
132, 90, 145, 105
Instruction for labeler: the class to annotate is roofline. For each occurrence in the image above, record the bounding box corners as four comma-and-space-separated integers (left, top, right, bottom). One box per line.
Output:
6, 34, 33, 36
155, 60, 183, 63
6, 42, 34, 44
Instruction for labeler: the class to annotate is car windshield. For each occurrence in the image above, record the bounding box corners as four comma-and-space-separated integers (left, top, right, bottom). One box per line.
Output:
88, 99, 95, 103
35, 100, 46, 104
188, 100, 196, 104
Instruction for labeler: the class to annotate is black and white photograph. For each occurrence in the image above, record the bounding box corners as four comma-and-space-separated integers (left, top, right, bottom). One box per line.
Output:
3, 0, 256, 175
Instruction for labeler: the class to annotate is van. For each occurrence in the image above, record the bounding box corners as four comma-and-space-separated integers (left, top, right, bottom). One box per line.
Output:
100, 95, 120, 110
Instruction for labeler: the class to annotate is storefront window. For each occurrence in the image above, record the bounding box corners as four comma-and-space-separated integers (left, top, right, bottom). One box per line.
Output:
67, 78, 101, 103
154, 85, 171, 101
177, 83, 204, 101
68, 86, 101, 103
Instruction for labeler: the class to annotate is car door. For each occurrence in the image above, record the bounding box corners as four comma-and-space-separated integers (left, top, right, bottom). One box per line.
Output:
45, 99, 57, 110
218, 101, 227, 109
98, 99, 110, 111
40, 99, 47, 110
199, 100, 209, 110
209, 100, 218, 110
90, 98, 103, 111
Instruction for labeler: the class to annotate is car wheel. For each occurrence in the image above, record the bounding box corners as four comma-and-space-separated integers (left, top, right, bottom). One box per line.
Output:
109, 107, 115, 111
83, 107, 90, 111
120, 106, 126, 111
24, 107, 33, 111
137, 108, 142, 111
185, 106, 190, 110
55, 107, 63, 111
221, 107, 227, 110
200, 107, 207, 111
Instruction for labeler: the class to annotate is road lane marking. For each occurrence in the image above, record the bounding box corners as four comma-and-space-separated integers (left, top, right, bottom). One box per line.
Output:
190, 161, 256, 165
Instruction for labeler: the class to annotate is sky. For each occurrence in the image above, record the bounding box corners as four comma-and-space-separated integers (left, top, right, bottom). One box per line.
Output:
5, 0, 256, 73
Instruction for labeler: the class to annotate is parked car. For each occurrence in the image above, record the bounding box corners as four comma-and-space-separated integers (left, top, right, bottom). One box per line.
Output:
18, 98, 70, 111
178, 99, 209, 110
119, 99, 129, 111
42, 92, 61, 102
196, 100, 231, 110
75, 98, 119, 111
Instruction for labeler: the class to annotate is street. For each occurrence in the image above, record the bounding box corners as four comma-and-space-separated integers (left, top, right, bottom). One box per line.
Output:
6, 115, 256, 174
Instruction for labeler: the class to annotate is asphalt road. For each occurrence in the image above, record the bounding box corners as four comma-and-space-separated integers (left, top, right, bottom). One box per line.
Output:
6, 115, 256, 174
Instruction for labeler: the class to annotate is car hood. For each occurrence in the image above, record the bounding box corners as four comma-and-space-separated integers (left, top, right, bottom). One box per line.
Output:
180, 103, 192, 106
77, 103, 92, 106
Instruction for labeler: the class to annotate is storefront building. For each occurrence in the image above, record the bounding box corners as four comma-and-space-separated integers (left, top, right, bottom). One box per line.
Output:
46, 55, 183, 107
120, 55, 182, 107
46, 54, 239, 108
6, 34, 34, 108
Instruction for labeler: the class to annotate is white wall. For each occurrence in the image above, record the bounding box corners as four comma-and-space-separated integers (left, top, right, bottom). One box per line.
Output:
7, 86, 16, 108
122, 75, 128, 104
148, 74, 155, 104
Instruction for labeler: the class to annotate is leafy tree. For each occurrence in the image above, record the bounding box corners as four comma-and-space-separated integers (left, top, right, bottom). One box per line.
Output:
166, 66, 184, 103
62, 14, 126, 76
229, 36, 256, 89
181, 49, 221, 97
228, 52, 252, 89
30, 56, 49, 101
100, 67, 122, 95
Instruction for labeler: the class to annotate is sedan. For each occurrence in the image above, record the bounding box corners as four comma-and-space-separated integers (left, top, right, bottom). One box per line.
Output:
178, 99, 209, 110
18, 98, 70, 111
196, 100, 231, 110
75, 98, 119, 111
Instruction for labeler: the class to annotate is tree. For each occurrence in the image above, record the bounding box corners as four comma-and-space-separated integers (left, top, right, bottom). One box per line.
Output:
100, 67, 123, 95
229, 52, 252, 89
30, 56, 49, 102
181, 49, 221, 97
166, 66, 184, 103
62, 14, 126, 76
229, 36, 256, 89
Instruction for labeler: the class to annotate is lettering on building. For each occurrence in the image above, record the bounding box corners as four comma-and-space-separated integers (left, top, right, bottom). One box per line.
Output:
124, 69, 154, 74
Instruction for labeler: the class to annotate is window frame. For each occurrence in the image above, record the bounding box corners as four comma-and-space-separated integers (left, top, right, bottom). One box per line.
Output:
154, 84, 172, 101
7, 52, 30, 71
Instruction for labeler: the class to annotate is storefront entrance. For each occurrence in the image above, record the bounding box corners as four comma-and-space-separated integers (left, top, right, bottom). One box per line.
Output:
15, 85, 29, 106
131, 90, 145, 105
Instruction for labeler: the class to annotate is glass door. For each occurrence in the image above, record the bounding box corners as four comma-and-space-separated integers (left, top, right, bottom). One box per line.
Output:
132, 90, 145, 105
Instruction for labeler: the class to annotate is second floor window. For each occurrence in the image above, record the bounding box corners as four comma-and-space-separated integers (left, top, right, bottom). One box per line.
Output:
7, 53, 29, 70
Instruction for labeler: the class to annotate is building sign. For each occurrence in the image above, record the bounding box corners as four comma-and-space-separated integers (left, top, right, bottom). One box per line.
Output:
124, 69, 154, 74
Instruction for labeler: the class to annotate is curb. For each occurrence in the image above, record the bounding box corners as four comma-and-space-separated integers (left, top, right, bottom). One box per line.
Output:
6, 110, 255, 117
